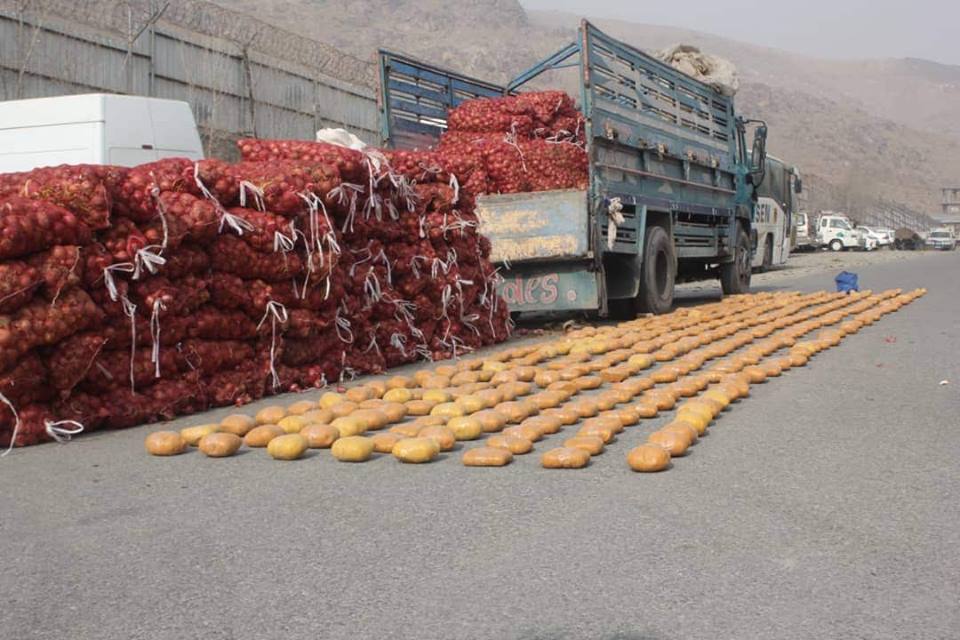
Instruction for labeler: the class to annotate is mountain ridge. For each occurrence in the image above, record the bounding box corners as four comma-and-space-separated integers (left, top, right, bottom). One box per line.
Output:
210, 0, 958, 215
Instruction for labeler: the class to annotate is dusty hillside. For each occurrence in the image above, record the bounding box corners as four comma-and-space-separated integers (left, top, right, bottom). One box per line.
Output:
532, 11, 960, 142
211, 0, 959, 215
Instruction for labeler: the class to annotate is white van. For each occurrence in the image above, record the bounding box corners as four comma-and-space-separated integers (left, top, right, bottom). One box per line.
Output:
0, 94, 203, 172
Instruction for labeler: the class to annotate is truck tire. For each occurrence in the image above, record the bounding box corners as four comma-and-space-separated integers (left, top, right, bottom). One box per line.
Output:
720, 224, 751, 295
635, 225, 675, 315
829, 239, 843, 252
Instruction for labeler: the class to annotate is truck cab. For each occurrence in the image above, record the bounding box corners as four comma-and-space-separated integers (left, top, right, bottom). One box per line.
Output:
378, 20, 767, 316
0, 94, 203, 172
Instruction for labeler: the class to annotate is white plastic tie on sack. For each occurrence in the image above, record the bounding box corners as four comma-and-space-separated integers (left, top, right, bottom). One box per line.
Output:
149, 298, 167, 378
366, 192, 385, 222
449, 173, 460, 205
256, 301, 288, 390
439, 285, 453, 321
386, 198, 399, 221
504, 122, 528, 173
462, 313, 481, 336
297, 191, 322, 256
410, 325, 425, 342
149, 185, 171, 251
391, 297, 417, 325
328, 183, 352, 207
273, 228, 296, 254
192, 163, 231, 221
219, 210, 254, 236
338, 350, 358, 383
375, 248, 393, 285
390, 332, 408, 356
290, 276, 303, 301
133, 245, 167, 280
298, 257, 312, 301
239, 180, 266, 212
410, 255, 425, 280
48, 248, 83, 308
44, 420, 84, 444
607, 197, 625, 250
334, 303, 354, 344
414, 344, 433, 362
342, 198, 358, 234
0, 392, 20, 457
103, 263, 135, 302
364, 270, 382, 304
349, 245, 373, 277
365, 334, 381, 357
121, 296, 138, 392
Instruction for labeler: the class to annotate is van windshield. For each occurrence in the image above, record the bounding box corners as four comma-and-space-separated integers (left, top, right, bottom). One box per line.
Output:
931, 231, 950, 238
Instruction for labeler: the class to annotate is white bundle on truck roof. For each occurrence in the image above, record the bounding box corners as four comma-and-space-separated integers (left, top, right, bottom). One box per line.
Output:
655, 44, 740, 97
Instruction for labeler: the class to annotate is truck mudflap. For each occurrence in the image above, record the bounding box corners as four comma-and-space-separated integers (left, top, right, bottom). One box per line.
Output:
497, 264, 601, 313
477, 189, 590, 264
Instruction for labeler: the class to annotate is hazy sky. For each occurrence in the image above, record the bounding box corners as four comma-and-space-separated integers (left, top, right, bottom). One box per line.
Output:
520, 0, 960, 65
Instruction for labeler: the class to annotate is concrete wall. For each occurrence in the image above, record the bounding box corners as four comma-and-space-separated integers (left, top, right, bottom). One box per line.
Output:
0, 1, 381, 158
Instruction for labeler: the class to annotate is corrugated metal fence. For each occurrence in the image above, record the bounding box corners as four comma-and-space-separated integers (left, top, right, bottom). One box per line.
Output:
0, 3, 380, 158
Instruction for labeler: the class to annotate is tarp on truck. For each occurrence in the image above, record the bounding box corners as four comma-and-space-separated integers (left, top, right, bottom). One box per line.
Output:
655, 44, 739, 97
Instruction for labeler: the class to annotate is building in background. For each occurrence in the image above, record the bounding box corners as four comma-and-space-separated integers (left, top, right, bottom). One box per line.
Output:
943, 188, 960, 216
933, 188, 960, 235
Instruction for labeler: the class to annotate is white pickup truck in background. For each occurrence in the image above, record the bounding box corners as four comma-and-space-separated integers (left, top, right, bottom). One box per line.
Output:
817, 213, 876, 251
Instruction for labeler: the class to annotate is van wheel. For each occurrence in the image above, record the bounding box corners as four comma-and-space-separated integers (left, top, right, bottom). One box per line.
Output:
829, 239, 843, 252
758, 236, 773, 272
720, 224, 751, 295
635, 225, 675, 315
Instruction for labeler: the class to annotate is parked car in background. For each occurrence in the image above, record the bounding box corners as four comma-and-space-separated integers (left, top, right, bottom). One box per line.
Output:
793, 211, 815, 251
925, 228, 957, 250
877, 228, 896, 247
858, 226, 890, 249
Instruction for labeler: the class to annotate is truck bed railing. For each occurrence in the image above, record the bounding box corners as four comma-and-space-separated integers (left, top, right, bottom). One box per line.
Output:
378, 50, 505, 149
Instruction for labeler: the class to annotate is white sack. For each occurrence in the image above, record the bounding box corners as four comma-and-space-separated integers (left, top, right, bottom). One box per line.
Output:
316, 128, 368, 150
655, 44, 739, 97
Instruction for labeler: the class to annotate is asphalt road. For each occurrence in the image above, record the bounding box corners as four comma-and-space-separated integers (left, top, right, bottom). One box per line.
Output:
3, 251, 958, 640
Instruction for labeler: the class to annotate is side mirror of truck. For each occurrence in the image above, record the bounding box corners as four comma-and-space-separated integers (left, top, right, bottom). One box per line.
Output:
794, 177, 803, 194
750, 124, 767, 187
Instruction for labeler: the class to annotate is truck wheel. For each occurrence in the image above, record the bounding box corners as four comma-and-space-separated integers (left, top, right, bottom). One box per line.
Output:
635, 225, 675, 315
720, 224, 751, 295
829, 239, 843, 252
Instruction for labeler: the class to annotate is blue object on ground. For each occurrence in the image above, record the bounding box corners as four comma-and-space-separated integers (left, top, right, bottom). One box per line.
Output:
835, 271, 859, 293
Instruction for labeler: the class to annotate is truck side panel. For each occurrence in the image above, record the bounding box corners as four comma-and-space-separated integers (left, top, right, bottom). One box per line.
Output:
477, 190, 591, 264
498, 263, 601, 313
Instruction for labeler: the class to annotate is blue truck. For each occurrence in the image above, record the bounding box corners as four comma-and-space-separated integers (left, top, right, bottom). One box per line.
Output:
378, 20, 767, 316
